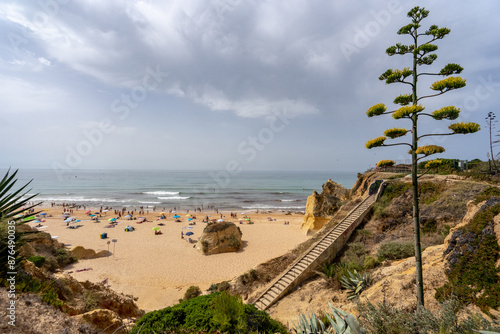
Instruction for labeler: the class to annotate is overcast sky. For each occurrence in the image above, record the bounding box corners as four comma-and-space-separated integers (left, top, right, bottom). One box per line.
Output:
1, 0, 499, 174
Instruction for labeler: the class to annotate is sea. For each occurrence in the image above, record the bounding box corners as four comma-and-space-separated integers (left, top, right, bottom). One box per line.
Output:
11, 169, 358, 212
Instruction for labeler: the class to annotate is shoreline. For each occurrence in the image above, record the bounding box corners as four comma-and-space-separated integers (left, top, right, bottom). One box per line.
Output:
26, 205, 310, 312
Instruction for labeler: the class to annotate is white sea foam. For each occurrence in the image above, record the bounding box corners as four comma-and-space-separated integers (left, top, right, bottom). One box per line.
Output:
38, 196, 130, 203
280, 199, 297, 202
143, 191, 179, 195
138, 201, 161, 204
157, 196, 190, 200
242, 204, 304, 210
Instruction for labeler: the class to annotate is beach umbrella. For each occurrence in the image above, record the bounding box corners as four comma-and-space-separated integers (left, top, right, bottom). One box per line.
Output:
94, 212, 100, 214
125, 214, 132, 218
14, 214, 23, 218
172, 215, 180, 218
217, 219, 224, 222
33, 220, 41, 223
40, 212, 47, 216
186, 214, 192, 217
187, 218, 193, 221
152, 227, 160, 231
64, 219, 72, 223
75, 220, 81, 222
85, 210, 91, 214
63, 212, 70, 215
245, 218, 251, 221
89, 214, 96, 217
171, 211, 177, 213
109, 218, 117, 222
185, 231, 194, 236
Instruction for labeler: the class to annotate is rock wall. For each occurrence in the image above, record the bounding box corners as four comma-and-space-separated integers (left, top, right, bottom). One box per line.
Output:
301, 179, 350, 233
198, 222, 242, 255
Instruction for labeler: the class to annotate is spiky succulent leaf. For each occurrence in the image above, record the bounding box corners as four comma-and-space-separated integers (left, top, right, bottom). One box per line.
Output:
393, 105, 424, 119
449, 122, 481, 134
432, 106, 460, 120
365, 137, 386, 149
384, 128, 408, 139
439, 63, 463, 76
430, 76, 466, 91
397, 23, 420, 35
366, 103, 387, 117
414, 145, 445, 156
377, 160, 395, 168
393, 94, 413, 106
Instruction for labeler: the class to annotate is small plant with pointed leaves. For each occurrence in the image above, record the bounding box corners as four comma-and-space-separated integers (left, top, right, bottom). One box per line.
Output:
292, 302, 366, 334
340, 269, 372, 300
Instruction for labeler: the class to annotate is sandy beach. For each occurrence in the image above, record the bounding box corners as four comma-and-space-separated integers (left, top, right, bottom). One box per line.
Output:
28, 207, 310, 311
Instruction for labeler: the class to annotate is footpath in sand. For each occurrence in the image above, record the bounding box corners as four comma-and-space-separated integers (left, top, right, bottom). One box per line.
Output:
30, 208, 310, 312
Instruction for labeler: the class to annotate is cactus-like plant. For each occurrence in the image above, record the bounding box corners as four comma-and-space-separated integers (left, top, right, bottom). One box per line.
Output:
340, 269, 372, 300
292, 303, 366, 334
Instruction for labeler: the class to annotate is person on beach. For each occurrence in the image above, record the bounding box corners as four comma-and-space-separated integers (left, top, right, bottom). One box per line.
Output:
181, 231, 184, 239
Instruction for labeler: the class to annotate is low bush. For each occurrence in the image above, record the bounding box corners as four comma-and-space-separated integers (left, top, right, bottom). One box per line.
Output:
182, 286, 202, 302
28, 255, 46, 268
130, 292, 287, 334
357, 298, 500, 334
436, 202, 500, 311
377, 242, 414, 261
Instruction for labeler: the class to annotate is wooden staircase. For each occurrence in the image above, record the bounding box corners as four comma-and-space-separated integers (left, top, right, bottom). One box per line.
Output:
252, 192, 379, 311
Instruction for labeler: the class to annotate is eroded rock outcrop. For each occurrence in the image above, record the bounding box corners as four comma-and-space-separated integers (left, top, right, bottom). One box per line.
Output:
198, 222, 242, 255
302, 179, 350, 233
70, 246, 110, 259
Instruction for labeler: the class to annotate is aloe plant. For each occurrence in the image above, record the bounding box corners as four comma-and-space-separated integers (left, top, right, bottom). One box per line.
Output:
292, 303, 366, 334
340, 269, 372, 300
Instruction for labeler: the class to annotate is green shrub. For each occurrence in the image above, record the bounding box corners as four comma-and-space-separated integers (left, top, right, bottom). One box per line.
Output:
182, 286, 202, 301
363, 256, 381, 269
209, 281, 231, 292
474, 186, 500, 204
130, 292, 287, 334
357, 298, 500, 334
239, 269, 259, 285
377, 242, 414, 261
28, 255, 46, 268
55, 248, 77, 267
436, 203, 500, 311
83, 291, 100, 311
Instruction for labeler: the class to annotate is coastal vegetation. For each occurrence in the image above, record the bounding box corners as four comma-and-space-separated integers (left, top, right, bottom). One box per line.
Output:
364, 6, 481, 306
131, 292, 287, 334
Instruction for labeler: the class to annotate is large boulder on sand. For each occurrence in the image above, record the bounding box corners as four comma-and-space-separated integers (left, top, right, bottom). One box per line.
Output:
302, 179, 350, 233
198, 222, 242, 255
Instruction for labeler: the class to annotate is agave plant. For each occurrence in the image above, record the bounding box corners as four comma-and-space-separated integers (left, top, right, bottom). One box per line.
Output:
0, 169, 40, 276
292, 303, 366, 334
340, 269, 372, 300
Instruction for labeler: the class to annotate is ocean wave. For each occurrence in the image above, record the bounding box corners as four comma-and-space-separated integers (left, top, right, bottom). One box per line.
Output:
138, 201, 161, 204
143, 191, 180, 195
280, 199, 298, 202
37, 196, 130, 203
157, 196, 191, 200
242, 204, 304, 210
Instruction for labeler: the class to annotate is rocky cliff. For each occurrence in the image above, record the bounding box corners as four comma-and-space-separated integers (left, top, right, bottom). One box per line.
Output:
301, 179, 350, 233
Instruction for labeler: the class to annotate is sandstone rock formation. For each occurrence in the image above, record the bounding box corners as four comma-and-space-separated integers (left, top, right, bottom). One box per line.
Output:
302, 179, 350, 233
198, 222, 242, 255
70, 246, 110, 259
74, 309, 124, 333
